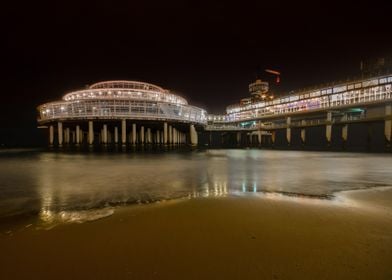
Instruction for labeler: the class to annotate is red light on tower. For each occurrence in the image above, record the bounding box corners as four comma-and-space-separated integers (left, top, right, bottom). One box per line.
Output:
265, 69, 281, 84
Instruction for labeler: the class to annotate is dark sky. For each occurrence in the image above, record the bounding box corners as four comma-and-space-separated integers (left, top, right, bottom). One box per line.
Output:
2, 0, 391, 146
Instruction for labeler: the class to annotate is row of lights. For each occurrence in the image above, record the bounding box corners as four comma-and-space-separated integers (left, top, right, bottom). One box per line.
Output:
64, 90, 186, 105
41, 104, 207, 121
228, 79, 392, 115
222, 87, 391, 122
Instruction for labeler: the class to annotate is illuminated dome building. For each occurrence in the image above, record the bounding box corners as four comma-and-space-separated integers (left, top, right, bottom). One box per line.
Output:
37, 81, 206, 146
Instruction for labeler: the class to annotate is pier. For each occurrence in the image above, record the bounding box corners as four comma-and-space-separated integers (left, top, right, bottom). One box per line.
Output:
38, 74, 392, 152
203, 73, 392, 152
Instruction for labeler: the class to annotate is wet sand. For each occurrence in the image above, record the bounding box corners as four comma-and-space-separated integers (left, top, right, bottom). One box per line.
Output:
1, 188, 392, 280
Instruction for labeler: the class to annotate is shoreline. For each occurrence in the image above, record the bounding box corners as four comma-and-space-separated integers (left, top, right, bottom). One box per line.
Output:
1, 185, 392, 233
1, 187, 392, 279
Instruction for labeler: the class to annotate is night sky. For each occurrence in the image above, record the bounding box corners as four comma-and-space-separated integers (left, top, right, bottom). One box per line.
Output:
2, 1, 391, 146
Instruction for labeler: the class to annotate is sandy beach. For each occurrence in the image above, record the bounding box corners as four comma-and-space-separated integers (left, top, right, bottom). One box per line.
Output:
1, 188, 392, 280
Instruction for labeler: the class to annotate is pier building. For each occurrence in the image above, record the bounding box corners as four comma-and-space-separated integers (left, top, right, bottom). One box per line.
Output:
37, 81, 206, 146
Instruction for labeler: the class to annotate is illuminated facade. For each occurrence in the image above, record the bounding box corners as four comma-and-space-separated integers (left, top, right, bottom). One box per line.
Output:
222, 75, 392, 123
37, 81, 205, 146
37, 74, 392, 150
38, 81, 206, 124
205, 74, 392, 149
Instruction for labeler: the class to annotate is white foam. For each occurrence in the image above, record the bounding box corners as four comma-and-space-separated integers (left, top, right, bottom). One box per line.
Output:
39, 208, 114, 228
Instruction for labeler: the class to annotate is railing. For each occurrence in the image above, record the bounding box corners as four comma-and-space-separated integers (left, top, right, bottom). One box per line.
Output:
207, 113, 373, 131
205, 125, 255, 131
219, 83, 392, 123
38, 99, 207, 125
227, 74, 392, 114
62, 88, 188, 105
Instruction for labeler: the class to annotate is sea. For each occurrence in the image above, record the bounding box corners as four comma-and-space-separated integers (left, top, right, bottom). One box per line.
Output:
1, 148, 392, 229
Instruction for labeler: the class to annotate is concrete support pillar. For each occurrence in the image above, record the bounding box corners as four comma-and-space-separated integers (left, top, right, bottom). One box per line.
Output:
88, 121, 94, 145
190, 124, 198, 146
300, 120, 306, 144
173, 128, 177, 145
131, 123, 136, 144
114, 127, 119, 144
301, 128, 306, 143
326, 111, 332, 143
102, 124, 108, 144
385, 104, 392, 143
163, 122, 168, 144
65, 128, 70, 144
257, 130, 262, 146
121, 120, 126, 145
140, 126, 145, 144
49, 125, 54, 145
286, 117, 291, 145
75, 125, 80, 144
271, 131, 276, 144
57, 122, 63, 146
157, 130, 160, 144
146, 128, 151, 144
342, 124, 348, 142
236, 132, 241, 146
169, 125, 173, 144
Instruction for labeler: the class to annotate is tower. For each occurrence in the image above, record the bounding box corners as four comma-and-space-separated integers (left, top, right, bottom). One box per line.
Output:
249, 79, 270, 100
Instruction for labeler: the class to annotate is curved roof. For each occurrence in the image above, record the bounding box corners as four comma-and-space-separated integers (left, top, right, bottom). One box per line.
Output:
89, 80, 166, 92
62, 80, 188, 105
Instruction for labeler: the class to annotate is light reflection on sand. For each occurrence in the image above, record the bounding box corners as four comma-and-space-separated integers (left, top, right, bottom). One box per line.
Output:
39, 208, 114, 228
36, 181, 392, 229
39, 190, 115, 228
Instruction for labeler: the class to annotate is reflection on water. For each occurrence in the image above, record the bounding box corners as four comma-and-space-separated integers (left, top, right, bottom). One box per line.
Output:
0, 149, 392, 227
